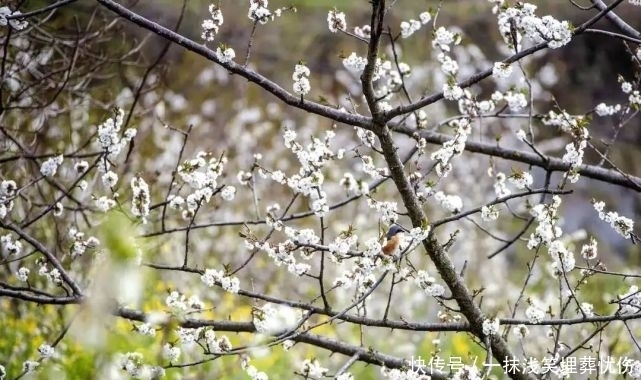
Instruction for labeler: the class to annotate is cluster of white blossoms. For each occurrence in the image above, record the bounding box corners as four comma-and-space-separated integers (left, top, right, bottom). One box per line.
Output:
292, 63, 311, 96
201, 268, 240, 293
253, 303, 303, 335
134, 322, 156, 337
434, 191, 463, 214
333, 253, 378, 295
96, 108, 136, 166
381, 366, 432, 380
621, 80, 641, 109
593, 201, 635, 239
618, 285, 641, 314
495, 90, 528, 111
366, 198, 398, 224
404, 226, 431, 251
169, 152, 233, 219
481, 204, 500, 221
580, 236, 598, 260
430, 118, 471, 178
281, 127, 340, 217
458, 91, 496, 117
579, 302, 594, 317
492, 61, 513, 80
176, 326, 201, 346
342, 52, 368, 73
215, 46, 236, 63
201, 4, 223, 41
241, 357, 269, 380
377, 60, 412, 99
38, 343, 55, 359
22, 361, 39, 374
496, 3, 572, 50
432, 26, 461, 52
248, 0, 271, 23
1, 234, 22, 256
248, 0, 289, 24
328, 233, 358, 261
162, 343, 180, 362
342, 53, 411, 109
414, 270, 445, 297
432, 26, 462, 82
452, 366, 482, 380
0, 6, 28, 30
530, 204, 576, 273
327, 9, 346, 33
527, 195, 563, 249
16, 267, 29, 282
360, 155, 389, 179
249, 238, 311, 276
507, 169, 533, 189
339, 172, 369, 196
488, 171, 512, 198
116, 352, 165, 379
482, 317, 500, 336
130, 175, 150, 223
102, 171, 118, 188
165, 291, 204, 314
543, 110, 589, 183
548, 239, 576, 274
203, 329, 232, 353
0, 179, 17, 218
594, 102, 621, 116
40, 155, 63, 177
399, 11, 431, 38
94, 196, 116, 212
68, 227, 100, 258
301, 359, 329, 378
525, 301, 547, 323
38, 263, 62, 284
443, 83, 464, 101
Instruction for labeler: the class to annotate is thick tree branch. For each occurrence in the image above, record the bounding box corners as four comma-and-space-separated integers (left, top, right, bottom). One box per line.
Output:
95, 0, 373, 130
376, 126, 534, 380
1, 221, 83, 296
360, 0, 385, 119
396, 127, 641, 192
590, 0, 641, 39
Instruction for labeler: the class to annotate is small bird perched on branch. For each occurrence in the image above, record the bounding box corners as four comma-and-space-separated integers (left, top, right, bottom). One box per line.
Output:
382, 225, 405, 256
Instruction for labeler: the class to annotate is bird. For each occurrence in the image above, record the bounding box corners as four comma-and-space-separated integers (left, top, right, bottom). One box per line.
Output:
382, 225, 405, 256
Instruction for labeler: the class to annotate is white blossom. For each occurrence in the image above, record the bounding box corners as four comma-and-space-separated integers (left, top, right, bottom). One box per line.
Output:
481, 205, 500, 221
221, 185, 236, 201
131, 176, 150, 222
525, 303, 546, 323
492, 62, 513, 79
343, 52, 367, 73
593, 201, 635, 239
253, 303, 302, 335
162, 343, 181, 362
16, 267, 29, 282
38, 344, 55, 359
301, 359, 328, 377
434, 191, 462, 213
202, 4, 223, 41
40, 155, 63, 177
482, 318, 500, 336
292, 63, 311, 96
215, 46, 235, 63
327, 9, 346, 32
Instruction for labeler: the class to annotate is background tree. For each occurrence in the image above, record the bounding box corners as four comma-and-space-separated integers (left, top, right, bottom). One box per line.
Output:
1, 1, 640, 379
